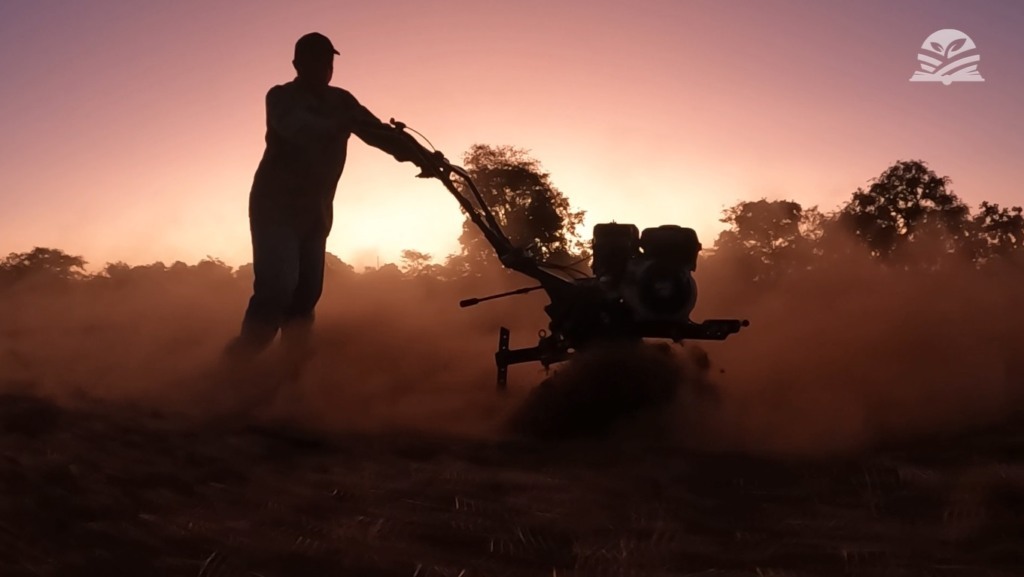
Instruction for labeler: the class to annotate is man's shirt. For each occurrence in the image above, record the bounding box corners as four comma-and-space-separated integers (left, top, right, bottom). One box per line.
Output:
248, 79, 414, 234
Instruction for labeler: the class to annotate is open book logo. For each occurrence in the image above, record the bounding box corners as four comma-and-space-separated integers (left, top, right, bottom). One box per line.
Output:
910, 29, 984, 85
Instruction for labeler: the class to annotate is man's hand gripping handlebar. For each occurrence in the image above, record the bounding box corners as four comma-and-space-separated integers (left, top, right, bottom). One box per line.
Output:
390, 118, 450, 180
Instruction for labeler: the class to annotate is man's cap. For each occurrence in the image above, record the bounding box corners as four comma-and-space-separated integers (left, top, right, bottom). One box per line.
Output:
294, 32, 339, 61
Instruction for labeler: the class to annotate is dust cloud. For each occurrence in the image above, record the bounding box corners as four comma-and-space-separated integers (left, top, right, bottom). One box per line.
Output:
0, 268, 555, 439
2, 236, 1023, 457
684, 248, 1024, 456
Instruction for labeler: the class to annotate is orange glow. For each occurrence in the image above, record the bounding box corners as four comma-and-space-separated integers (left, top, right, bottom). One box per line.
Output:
0, 1, 1021, 271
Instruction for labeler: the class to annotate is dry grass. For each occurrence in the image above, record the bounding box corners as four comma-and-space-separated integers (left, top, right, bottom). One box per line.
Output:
3, 391, 1024, 576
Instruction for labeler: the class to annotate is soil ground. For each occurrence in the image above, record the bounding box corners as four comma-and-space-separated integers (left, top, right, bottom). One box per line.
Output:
3, 391, 1024, 577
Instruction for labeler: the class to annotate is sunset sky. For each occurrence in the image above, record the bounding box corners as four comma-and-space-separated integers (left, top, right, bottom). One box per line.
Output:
1, 0, 1021, 271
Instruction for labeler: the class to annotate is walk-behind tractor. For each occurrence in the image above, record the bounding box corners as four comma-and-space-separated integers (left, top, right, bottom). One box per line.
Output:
392, 120, 748, 390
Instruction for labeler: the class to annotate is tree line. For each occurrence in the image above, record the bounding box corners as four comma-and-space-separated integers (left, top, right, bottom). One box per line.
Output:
2, 146, 1022, 291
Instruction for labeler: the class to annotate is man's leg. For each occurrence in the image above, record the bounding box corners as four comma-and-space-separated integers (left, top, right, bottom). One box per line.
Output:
279, 232, 327, 364
226, 219, 303, 360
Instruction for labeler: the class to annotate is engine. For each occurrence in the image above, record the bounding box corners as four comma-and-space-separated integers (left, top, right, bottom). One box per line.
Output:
591, 222, 702, 323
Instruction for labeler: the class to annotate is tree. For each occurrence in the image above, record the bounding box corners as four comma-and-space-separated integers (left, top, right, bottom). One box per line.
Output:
323, 251, 356, 284
234, 262, 255, 285
194, 256, 234, 281
837, 160, 971, 264
0, 247, 87, 285
447, 144, 587, 276
400, 249, 442, 278
969, 201, 1024, 263
100, 261, 133, 282
713, 199, 824, 282
362, 262, 404, 283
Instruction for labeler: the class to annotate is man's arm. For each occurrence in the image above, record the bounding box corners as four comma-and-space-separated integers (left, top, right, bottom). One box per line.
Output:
347, 97, 430, 165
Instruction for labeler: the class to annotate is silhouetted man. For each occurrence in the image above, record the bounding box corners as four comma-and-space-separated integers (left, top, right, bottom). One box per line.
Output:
226, 32, 432, 365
